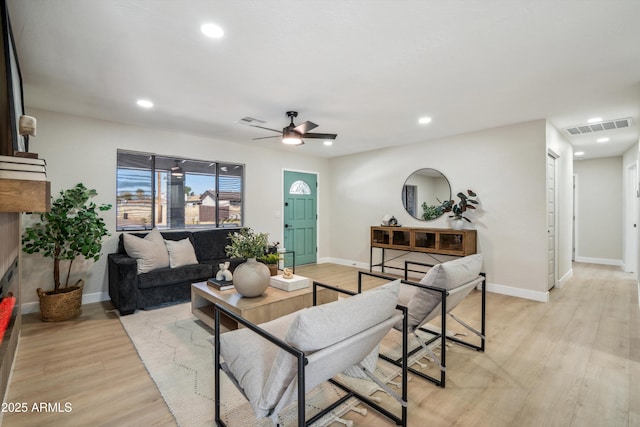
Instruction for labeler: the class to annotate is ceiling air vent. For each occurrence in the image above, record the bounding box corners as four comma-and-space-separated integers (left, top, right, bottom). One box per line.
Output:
564, 117, 633, 136
238, 116, 266, 125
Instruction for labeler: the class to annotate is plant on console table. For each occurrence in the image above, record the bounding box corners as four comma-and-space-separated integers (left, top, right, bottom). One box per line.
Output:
440, 189, 479, 230
226, 228, 271, 297
22, 183, 112, 321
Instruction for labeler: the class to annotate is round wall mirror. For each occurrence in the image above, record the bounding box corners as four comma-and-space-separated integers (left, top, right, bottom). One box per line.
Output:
402, 168, 451, 221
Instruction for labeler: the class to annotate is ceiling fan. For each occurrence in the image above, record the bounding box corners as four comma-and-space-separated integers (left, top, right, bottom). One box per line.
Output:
251, 111, 337, 146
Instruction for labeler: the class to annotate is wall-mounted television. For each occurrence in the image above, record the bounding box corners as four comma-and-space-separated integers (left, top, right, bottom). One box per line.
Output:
0, 0, 25, 156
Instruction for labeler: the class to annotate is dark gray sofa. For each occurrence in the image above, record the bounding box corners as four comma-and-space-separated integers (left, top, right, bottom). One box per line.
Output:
108, 228, 244, 315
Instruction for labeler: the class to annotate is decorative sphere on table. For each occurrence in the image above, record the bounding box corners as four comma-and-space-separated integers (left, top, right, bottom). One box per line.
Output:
233, 257, 270, 297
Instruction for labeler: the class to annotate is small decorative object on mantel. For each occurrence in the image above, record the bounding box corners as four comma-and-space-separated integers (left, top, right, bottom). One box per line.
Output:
226, 228, 270, 297
381, 214, 400, 227
440, 189, 479, 230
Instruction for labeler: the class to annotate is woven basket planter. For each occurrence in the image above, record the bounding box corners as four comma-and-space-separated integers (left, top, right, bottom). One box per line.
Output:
37, 280, 84, 322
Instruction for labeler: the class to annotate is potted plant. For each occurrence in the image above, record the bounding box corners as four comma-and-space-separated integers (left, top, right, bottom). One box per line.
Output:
22, 183, 112, 321
226, 228, 271, 297
258, 253, 280, 276
440, 189, 479, 229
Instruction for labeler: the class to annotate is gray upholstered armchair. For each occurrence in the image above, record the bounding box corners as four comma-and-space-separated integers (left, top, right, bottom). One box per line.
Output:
211, 280, 408, 426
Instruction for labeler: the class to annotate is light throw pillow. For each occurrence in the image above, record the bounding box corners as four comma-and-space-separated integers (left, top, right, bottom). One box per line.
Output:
285, 279, 401, 352
122, 228, 170, 274
405, 254, 483, 328
164, 237, 198, 268
434, 253, 483, 290
406, 264, 442, 328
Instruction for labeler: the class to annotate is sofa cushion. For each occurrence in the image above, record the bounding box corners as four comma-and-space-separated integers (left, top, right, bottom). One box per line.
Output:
137, 263, 212, 289
122, 228, 170, 274
192, 229, 239, 262
164, 237, 199, 268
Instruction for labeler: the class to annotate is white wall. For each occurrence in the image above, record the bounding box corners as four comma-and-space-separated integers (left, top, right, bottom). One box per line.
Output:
546, 123, 574, 286
21, 110, 574, 308
573, 156, 623, 264
328, 119, 557, 301
20, 108, 330, 309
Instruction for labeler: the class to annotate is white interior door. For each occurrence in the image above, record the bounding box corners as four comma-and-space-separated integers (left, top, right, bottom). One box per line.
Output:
625, 162, 638, 273
547, 152, 557, 290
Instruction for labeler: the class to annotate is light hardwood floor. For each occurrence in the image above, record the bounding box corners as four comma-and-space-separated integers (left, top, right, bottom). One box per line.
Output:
2, 262, 638, 426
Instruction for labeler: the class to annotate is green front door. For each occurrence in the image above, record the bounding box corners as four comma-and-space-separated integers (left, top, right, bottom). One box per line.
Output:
283, 171, 317, 266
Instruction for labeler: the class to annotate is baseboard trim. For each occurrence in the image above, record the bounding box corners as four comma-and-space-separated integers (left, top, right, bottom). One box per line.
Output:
485, 282, 549, 302
324, 257, 549, 302
21, 291, 110, 315
318, 257, 369, 270
556, 268, 574, 289
574, 256, 623, 267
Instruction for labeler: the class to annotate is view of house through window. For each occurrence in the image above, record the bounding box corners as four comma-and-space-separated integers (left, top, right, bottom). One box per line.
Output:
116, 150, 244, 231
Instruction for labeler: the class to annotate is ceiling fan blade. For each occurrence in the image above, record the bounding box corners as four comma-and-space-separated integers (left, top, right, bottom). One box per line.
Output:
252, 135, 280, 140
301, 132, 337, 139
293, 121, 318, 134
249, 124, 282, 133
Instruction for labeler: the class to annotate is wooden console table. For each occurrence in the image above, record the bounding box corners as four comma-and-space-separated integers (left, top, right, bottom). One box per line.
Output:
370, 226, 477, 272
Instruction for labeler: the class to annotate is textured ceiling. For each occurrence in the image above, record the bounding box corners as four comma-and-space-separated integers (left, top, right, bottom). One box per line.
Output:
7, 0, 640, 159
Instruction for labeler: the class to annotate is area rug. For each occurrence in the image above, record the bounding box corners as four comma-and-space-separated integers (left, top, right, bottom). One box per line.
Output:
119, 302, 439, 426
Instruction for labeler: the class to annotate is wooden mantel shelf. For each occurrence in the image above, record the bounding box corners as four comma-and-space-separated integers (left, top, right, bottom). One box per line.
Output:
0, 179, 50, 212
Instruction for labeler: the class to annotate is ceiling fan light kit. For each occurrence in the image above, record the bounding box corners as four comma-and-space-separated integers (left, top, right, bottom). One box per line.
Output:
251, 111, 337, 146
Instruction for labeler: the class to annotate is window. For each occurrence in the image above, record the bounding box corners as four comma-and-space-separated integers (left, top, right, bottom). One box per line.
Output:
289, 180, 311, 195
116, 150, 244, 231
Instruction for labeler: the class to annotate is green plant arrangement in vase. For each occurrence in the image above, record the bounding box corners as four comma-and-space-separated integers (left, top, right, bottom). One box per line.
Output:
440, 189, 479, 229
22, 183, 112, 321
225, 228, 270, 259
226, 228, 271, 297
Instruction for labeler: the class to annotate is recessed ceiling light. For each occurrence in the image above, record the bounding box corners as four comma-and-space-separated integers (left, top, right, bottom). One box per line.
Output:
574, 151, 585, 157
323, 140, 333, 146
418, 116, 432, 125
596, 137, 609, 143
201, 23, 224, 38
587, 117, 602, 123
136, 99, 154, 109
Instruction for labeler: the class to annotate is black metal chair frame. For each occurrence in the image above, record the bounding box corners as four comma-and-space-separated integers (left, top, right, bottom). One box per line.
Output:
358, 260, 486, 388
213, 282, 408, 427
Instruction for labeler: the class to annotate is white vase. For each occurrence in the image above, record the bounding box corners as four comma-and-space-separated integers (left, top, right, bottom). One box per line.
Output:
233, 257, 270, 297
452, 218, 465, 230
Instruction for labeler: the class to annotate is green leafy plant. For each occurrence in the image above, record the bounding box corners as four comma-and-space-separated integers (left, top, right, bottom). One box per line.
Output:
226, 228, 269, 259
441, 189, 479, 222
22, 183, 112, 291
258, 253, 280, 265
